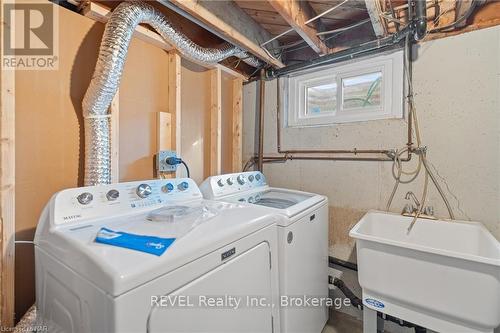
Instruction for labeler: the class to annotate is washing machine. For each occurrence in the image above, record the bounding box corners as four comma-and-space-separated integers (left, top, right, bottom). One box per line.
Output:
200, 171, 329, 333
34, 178, 281, 333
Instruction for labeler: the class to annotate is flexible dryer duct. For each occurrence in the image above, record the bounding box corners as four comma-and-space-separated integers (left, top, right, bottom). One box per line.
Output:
82, 1, 261, 185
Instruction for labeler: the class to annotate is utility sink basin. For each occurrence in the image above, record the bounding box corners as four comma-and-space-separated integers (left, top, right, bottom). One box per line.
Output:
350, 211, 500, 333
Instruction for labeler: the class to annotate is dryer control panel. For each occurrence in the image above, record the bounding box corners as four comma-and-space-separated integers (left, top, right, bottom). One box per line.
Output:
52, 178, 201, 226
199, 171, 267, 199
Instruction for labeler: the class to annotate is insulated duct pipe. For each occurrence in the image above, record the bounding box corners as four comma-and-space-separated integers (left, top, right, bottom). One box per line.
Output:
82, 1, 261, 185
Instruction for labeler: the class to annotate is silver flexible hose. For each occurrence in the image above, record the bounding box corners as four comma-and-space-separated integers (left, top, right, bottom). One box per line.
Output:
421, 154, 455, 220
82, 1, 261, 185
387, 34, 455, 226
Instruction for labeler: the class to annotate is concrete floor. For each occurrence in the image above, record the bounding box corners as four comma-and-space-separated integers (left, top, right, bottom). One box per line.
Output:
322, 311, 363, 333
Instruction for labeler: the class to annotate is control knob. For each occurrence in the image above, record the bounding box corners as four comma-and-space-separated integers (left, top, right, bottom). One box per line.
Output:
162, 183, 174, 193
217, 179, 224, 187
255, 173, 261, 181
178, 181, 189, 191
237, 174, 246, 185
77, 192, 93, 205
248, 174, 254, 182
106, 189, 120, 201
226, 178, 234, 185
136, 184, 152, 198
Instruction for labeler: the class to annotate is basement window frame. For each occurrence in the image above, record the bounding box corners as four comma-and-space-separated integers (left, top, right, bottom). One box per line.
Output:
284, 50, 404, 127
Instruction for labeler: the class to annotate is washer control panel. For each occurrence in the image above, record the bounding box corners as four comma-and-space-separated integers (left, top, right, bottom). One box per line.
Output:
53, 178, 201, 226
200, 171, 267, 199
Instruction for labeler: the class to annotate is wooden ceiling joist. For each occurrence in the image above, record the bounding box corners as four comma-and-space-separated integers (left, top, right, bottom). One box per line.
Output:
82, 2, 175, 51
364, 0, 387, 37
197, 0, 280, 51
267, 0, 329, 55
164, 0, 285, 68
81, 1, 249, 80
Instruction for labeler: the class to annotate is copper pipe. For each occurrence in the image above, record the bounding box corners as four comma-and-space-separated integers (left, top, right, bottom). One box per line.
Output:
259, 151, 411, 163
261, 153, 412, 163
244, 35, 419, 169
257, 69, 266, 171
263, 155, 394, 162
254, 72, 415, 166
280, 149, 393, 154
275, 78, 397, 158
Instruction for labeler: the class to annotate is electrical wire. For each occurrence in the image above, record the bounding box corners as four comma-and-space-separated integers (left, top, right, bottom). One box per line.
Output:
316, 18, 372, 36
432, 7, 455, 26
429, 0, 479, 33
380, 12, 406, 25
275, 23, 367, 57
263, 0, 478, 62
243, 158, 256, 171
181, 160, 190, 178
260, 0, 351, 47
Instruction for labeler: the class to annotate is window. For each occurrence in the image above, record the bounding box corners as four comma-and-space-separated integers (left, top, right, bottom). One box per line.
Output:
306, 83, 337, 115
342, 72, 382, 109
284, 51, 404, 127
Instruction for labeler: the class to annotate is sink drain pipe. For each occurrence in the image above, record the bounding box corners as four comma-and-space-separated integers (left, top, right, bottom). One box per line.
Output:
329, 276, 427, 332
82, 1, 261, 185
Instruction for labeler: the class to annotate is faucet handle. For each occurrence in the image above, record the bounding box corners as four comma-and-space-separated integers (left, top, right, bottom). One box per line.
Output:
424, 206, 434, 216
402, 203, 414, 214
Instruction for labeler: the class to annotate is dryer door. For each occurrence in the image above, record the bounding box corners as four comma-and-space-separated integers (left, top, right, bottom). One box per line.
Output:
148, 242, 274, 333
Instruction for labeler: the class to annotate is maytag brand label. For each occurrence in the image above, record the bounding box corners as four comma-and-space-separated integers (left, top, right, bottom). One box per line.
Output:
221, 247, 236, 261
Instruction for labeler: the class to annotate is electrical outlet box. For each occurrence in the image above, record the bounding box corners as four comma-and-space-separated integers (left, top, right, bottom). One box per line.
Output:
156, 150, 177, 172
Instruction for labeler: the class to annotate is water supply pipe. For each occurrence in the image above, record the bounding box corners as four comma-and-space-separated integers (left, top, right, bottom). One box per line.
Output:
254, 73, 413, 166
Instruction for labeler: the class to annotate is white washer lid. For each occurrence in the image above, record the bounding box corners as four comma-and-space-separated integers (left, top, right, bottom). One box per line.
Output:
226, 187, 326, 220
253, 189, 314, 209
36, 200, 278, 296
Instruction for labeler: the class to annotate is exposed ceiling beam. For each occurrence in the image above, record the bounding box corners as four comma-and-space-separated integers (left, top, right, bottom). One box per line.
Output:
266, 0, 329, 55
82, 2, 174, 51
364, 0, 387, 37
198, 1, 280, 51
163, 0, 285, 68
81, 1, 248, 79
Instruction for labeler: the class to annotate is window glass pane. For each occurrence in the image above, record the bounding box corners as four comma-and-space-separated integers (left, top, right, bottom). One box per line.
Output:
306, 83, 337, 115
342, 72, 382, 109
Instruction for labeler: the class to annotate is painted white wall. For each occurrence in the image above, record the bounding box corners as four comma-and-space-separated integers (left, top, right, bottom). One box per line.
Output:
180, 62, 210, 184
243, 26, 500, 262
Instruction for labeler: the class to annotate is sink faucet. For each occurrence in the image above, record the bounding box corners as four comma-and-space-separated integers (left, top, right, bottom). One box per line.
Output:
405, 191, 420, 208
402, 192, 436, 233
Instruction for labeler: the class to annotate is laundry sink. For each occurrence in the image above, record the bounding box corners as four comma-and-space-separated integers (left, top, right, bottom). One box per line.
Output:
349, 211, 500, 333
